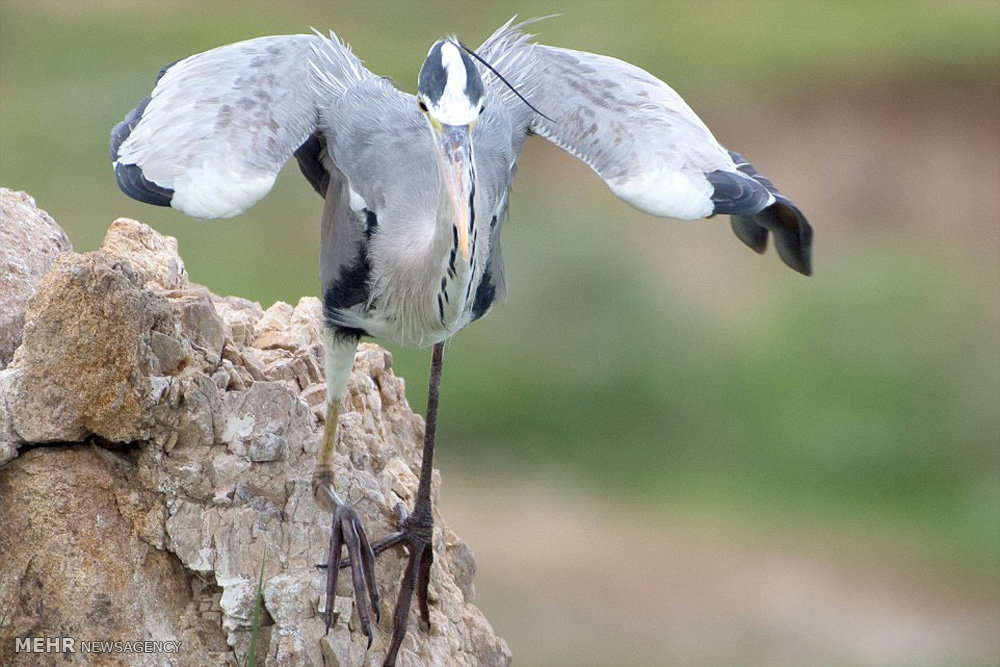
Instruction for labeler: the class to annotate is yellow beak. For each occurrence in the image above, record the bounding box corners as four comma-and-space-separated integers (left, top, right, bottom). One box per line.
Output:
435, 124, 474, 261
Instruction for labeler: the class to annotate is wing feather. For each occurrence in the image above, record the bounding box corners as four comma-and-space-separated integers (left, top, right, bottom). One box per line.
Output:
479, 19, 812, 273
111, 33, 371, 219
480, 22, 771, 221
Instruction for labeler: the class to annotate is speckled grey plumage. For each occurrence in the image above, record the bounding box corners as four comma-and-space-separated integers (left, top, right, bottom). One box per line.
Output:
110, 17, 813, 349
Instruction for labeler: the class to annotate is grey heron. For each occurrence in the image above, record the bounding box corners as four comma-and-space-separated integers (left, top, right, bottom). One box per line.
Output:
110, 17, 812, 665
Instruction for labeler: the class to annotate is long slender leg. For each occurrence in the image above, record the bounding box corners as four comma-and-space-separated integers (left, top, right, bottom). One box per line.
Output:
324, 341, 446, 666
314, 331, 380, 645
379, 341, 445, 666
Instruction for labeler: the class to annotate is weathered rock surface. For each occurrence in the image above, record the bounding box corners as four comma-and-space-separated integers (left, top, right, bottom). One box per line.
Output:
0, 210, 510, 666
0, 188, 72, 370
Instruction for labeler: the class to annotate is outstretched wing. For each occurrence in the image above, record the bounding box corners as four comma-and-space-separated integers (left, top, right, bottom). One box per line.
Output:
111, 32, 371, 219
479, 19, 812, 274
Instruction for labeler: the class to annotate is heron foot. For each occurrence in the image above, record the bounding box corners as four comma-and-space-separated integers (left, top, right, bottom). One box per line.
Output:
318, 501, 380, 647
316, 341, 442, 666
334, 499, 433, 666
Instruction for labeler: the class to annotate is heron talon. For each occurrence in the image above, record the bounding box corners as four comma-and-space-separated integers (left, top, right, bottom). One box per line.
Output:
322, 502, 379, 642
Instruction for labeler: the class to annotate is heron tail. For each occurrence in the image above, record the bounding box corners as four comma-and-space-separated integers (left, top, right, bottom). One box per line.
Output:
727, 151, 813, 276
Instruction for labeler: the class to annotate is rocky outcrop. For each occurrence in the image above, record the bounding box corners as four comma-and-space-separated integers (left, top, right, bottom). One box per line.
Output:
0, 188, 72, 370
0, 193, 510, 666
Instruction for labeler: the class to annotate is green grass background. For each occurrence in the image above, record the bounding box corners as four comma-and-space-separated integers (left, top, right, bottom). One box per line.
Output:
2, 0, 998, 592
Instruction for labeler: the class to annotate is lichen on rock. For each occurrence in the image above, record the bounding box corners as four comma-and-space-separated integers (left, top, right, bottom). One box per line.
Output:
0, 195, 510, 666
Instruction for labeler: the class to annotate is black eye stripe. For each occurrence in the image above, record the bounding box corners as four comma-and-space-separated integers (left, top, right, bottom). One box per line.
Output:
460, 46, 484, 103
418, 42, 447, 103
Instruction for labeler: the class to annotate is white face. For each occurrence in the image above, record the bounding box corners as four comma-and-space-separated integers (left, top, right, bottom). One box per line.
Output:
420, 41, 483, 127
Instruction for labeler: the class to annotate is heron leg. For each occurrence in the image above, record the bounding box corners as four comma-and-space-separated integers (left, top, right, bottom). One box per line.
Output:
338, 341, 444, 666
313, 334, 380, 646
380, 341, 444, 665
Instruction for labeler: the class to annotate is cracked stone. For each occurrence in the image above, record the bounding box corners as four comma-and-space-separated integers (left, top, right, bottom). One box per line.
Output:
0, 211, 510, 667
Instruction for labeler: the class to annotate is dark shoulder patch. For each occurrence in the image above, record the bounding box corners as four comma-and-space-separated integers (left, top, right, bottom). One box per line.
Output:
364, 209, 378, 238
322, 247, 372, 339
471, 267, 496, 321
324, 246, 372, 313
293, 132, 329, 198
331, 325, 367, 341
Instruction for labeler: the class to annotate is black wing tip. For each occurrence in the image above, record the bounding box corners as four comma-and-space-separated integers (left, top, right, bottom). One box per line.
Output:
730, 215, 769, 254
746, 198, 812, 276
773, 198, 813, 276
723, 150, 813, 276
110, 96, 152, 162
109, 94, 157, 210
110, 60, 184, 208
707, 170, 772, 217
114, 162, 174, 208
109, 59, 183, 201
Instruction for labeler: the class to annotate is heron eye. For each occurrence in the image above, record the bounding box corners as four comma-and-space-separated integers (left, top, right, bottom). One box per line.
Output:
418, 100, 428, 112
479, 104, 485, 116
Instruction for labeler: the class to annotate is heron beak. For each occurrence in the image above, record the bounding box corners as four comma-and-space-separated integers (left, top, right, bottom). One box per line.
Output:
434, 124, 474, 261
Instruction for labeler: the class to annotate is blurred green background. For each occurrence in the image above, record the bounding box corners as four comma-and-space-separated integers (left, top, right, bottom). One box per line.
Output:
2, 1, 998, 665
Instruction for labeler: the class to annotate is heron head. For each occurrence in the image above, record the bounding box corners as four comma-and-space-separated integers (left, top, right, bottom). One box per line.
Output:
418, 40, 484, 261
417, 39, 485, 126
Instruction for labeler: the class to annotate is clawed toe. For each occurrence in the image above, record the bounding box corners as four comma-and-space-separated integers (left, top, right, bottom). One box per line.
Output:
379, 507, 435, 664
323, 506, 436, 665
321, 504, 379, 644
314, 342, 446, 666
